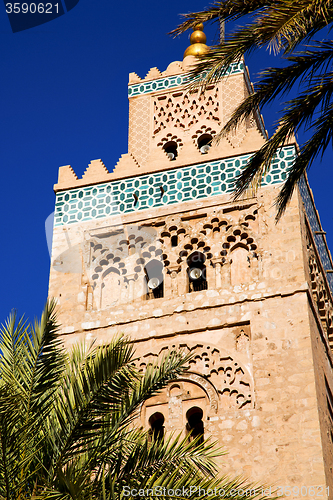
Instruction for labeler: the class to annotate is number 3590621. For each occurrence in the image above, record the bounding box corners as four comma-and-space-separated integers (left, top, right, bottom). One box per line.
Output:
5, 3, 59, 14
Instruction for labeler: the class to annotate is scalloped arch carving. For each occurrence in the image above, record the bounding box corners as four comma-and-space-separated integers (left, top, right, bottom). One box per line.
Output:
135, 341, 254, 410
83, 206, 260, 309
86, 224, 165, 308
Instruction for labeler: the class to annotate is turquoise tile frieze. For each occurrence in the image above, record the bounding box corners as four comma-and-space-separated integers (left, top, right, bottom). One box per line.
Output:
54, 145, 295, 228
128, 62, 244, 97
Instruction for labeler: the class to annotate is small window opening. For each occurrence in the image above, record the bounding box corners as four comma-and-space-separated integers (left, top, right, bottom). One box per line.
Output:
171, 235, 178, 247
145, 259, 164, 299
149, 412, 165, 442
187, 251, 208, 292
163, 141, 178, 160
186, 407, 204, 445
198, 134, 213, 154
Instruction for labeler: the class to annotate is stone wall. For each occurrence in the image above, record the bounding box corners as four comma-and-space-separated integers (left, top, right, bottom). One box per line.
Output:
48, 183, 333, 497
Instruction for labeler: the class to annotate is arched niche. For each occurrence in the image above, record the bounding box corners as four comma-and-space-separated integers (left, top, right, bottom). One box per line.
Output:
230, 244, 251, 285
136, 341, 254, 413
141, 374, 216, 437
101, 267, 122, 309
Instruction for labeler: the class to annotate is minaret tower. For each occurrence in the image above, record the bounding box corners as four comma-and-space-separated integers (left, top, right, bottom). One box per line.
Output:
49, 27, 333, 495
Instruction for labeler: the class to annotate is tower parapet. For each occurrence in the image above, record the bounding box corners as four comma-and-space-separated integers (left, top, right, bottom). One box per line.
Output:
54, 57, 267, 192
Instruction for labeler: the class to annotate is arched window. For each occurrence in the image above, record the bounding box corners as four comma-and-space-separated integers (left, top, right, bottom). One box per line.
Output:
187, 252, 208, 292
148, 412, 165, 442
186, 407, 204, 445
145, 259, 164, 299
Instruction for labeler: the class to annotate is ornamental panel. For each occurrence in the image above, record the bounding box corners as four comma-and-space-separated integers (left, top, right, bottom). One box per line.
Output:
54, 145, 296, 227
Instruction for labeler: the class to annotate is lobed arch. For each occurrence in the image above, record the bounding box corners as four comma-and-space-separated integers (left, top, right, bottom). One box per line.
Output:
191, 123, 217, 155
135, 341, 254, 412
176, 236, 213, 265
89, 230, 165, 287
191, 123, 217, 142
220, 224, 258, 258
86, 225, 166, 308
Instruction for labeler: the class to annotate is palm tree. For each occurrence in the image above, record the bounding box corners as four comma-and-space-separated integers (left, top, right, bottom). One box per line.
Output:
0, 301, 269, 500
171, 0, 333, 218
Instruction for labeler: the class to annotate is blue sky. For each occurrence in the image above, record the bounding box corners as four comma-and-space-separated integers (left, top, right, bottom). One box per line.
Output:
0, 0, 332, 324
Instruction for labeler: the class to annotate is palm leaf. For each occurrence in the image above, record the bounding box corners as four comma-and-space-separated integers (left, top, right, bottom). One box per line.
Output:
171, 1, 333, 217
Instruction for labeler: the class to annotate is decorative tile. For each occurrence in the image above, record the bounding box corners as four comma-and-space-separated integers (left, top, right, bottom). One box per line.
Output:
128, 62, 244, 97
299, 176, 333, 292
54, 145, 295, 228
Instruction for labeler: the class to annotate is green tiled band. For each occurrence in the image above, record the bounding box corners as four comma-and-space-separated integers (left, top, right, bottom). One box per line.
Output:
128, 62, 244, 97
54, 146, 295, 227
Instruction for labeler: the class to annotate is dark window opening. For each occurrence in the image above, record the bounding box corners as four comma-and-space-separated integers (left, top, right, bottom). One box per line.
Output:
198, 134, 213, 154
149, 412, 165, 442
186, 407, 204, 445
163, 141, 178, 160
145, 259, 164, 299
171, 235, 178, 247
187, 251, 208, 292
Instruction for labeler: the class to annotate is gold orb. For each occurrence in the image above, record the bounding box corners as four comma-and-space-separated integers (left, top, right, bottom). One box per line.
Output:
183, 22, 209, 59
190, 30, 207, 45
183, 43, 209, 59
193, 23, 204, 31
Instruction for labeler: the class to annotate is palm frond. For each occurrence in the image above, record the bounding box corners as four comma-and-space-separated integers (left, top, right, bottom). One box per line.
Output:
0, 303, 274, 500
275, 103, 333, 217
232, 66, 333, 210
48, 341, 189, 477
0, 301, 65, 499
171, 2, 333, 217
0, 311, 29, 394
170, 0, 268, 38
216, 41, 333, 139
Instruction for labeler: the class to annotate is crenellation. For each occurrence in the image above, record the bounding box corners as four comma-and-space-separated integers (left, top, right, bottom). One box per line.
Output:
162, 60, 184, 76
128, 60, 186, 85
81, 159, 110, 182
144, 66, 163, 80
57, 164, 78, 185
128, 71, 142, 84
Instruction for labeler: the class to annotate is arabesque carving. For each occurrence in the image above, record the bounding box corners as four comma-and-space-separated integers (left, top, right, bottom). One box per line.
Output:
307, 232, 333, 346
153, 86, 220, 135
135, 342, 254, 410
83, 206, 260, 309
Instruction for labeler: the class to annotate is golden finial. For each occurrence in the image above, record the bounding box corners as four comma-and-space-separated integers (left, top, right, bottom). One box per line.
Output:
183, 23, 209, 59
